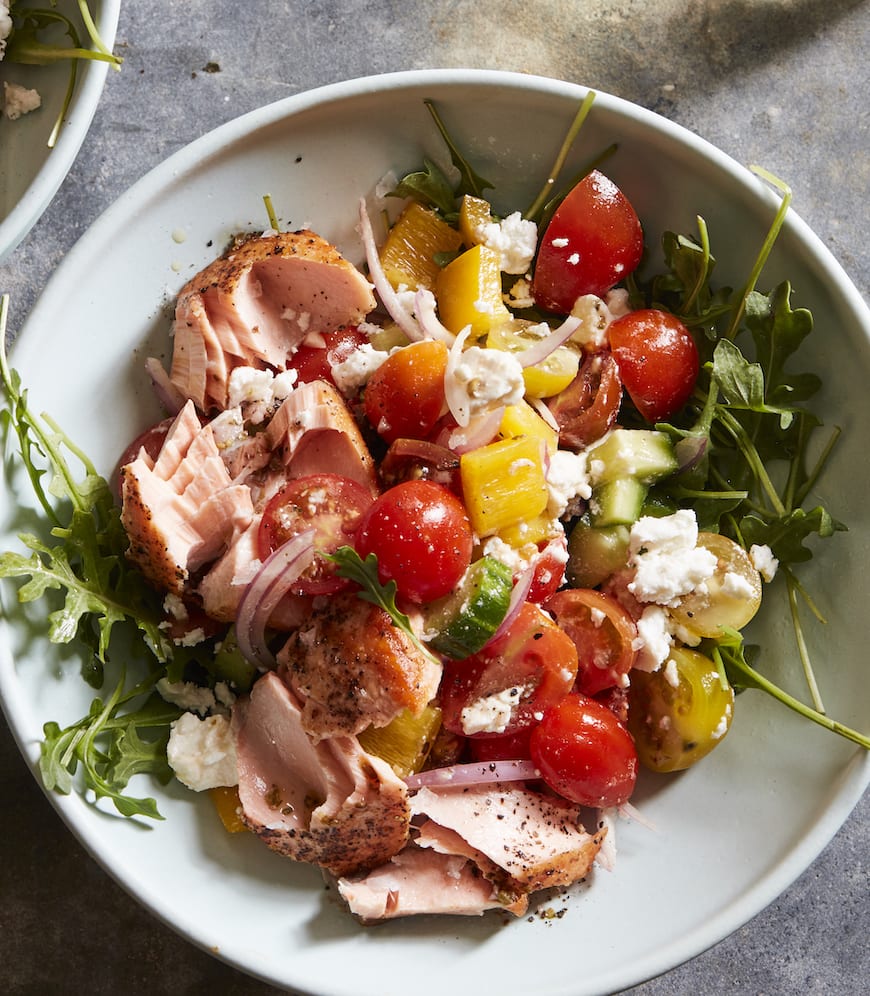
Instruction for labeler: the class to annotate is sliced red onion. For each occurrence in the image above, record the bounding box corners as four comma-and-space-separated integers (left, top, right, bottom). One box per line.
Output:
516, 315, 581, 369
414, 288, 456, 345
443, 326, 473, 426
447, 406, 504, 454
144, 356, 187, 415
529, 395, 560, 432
405, 758, 540, 790
482, 563, 535, 649
236, 528, 317, 668
357, 198, 423, 342
618, 799, 657, 831
675, 435, 707, 473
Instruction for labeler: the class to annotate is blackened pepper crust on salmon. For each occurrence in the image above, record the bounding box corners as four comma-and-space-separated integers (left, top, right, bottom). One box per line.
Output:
278, 592, 442, 741
170, 230, 376, 412
233, 672, 411, 878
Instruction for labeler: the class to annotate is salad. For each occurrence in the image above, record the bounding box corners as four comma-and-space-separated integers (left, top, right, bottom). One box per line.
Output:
1, 94, 866, 920
0, 0, 120, 141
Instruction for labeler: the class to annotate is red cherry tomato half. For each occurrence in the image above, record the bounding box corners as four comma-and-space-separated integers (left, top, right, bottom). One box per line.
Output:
608, 308, 700, 422
364, 339, 449, 444
530, 692, 638, 808
355, 479, 472, 603
548, 351, 622, 450
469, 725, 534, 763
545, 588, 637, 697
526, 535, 568, 604
257, 473, 374, 595
113, 415, 178, 498
289, 326, 368, 386
531, 170, 644, 314
440, 602, 579, 738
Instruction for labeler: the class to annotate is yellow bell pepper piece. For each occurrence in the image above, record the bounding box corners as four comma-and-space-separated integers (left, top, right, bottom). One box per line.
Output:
379, 202, 463, 291
500, 400, 559, 456
458, 194, 494, 246
357, 704, 442, 778
435, 244, 511, 336
460, 435, 549, 536
210, 785, 248, 833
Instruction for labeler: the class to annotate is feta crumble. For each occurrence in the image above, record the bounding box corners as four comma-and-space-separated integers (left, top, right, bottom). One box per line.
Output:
547, 448, 592, 518
627, 510, 717, 607
330, 342, 391, 395
460, 686, 521, 735
3, 81, 41, 121
750, 543, 779, 582
450, 344, 525, 425
166, 713, 238, 791
476, 212, 538, 274
227, 365, 296, 424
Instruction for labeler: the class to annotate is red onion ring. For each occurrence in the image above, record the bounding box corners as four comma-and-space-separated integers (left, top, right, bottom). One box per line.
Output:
236, 528, 317, 668
515, 315, 581, 368
357, 198, 424, 342
144, 356, 187, 415
482, 563, 535, 649
414, 288, 456, 345
447, 406, 504, 454
405, 758, 540, 790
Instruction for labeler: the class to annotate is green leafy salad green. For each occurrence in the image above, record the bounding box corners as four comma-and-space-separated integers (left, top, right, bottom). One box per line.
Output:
1, 1, 121, 145
0, 97, 866, 824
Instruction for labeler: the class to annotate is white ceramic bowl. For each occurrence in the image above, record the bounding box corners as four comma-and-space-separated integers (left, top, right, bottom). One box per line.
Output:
1, 70, 868, 996
0, 0, 121, 261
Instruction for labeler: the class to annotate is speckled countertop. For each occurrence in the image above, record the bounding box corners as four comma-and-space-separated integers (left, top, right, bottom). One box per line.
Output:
1, 2, 868, 994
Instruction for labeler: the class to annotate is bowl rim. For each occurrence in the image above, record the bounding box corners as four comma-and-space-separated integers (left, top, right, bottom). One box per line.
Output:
2, 66, 868, 996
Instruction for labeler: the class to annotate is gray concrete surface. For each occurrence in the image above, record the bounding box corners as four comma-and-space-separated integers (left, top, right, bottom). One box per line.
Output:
1, 1, 868, 993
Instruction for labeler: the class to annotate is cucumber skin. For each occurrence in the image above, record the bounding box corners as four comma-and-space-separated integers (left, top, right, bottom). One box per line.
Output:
429, 556, 513, 660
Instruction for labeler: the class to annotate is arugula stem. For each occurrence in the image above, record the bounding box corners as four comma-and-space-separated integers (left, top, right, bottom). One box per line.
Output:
263, 194, 280, 232
723, 167, 792, 341
786, 572, 826, 712
524, 90, 597, 222
683, 216, 712, 315
794, 424, 842, 509
717, 408, 786, 517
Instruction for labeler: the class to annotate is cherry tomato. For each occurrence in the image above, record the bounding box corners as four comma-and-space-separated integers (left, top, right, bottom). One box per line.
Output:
526, 535, 568, 604
258, 473, 373, 595
378, 438, 462, 494
531, 170, 644, 314
545, 588, 637, 696
364, 340, 449, 444
355, 479, 472, 603
289, 326, 368, 385
439, 602, 578, 738
113, 416, 178, 497
469, 725, 534, 762
548, 351, 622, 450
608, 308, 700, 422
530, 692, 638, 808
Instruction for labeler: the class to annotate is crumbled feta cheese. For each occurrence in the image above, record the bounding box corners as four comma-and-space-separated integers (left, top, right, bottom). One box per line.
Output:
0, 2, 12, 61
627, 510, 717, 607
157, 678, 218, 716
750, 543, 779, 582
711, 704, 732, 740
476, 212, 538, 274
460, 686, 521, 735
481, 535, 537, 573
569, 294, 620, 350
721, 570, 756, 599
547, 448, 592, 518
663, 657, 680, 688
3, 81, 41, 120
330, 343, 392, 395
504, 277, 535, 310
450, 345, 525, 424
167, 712, 238, 791
632, 604, 674, 671
227, 365, 296, 424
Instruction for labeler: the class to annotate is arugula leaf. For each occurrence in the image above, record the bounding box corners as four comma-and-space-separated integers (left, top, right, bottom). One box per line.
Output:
711, 630, 870, 750
423, 98, 493, 200
327, 546, 440, 665
1, 295, 176, 817
390, 157, 457, 216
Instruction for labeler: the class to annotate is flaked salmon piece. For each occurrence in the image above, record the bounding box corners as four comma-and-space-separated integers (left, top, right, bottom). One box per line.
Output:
232, 672, 410, 878
336, 843, 527, 921
265, 379, 378, 495
198, 519, 312, 629
170, 231, 375, 411
278, 591, 442, 741
120, 400, 254, 593
411, 784, 605, 894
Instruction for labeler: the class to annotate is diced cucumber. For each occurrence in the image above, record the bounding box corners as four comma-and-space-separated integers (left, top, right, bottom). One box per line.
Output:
588, 429, 678, 485
591, 476, 649, 527
566, 514, 630, 588
428, 556, 513, 659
